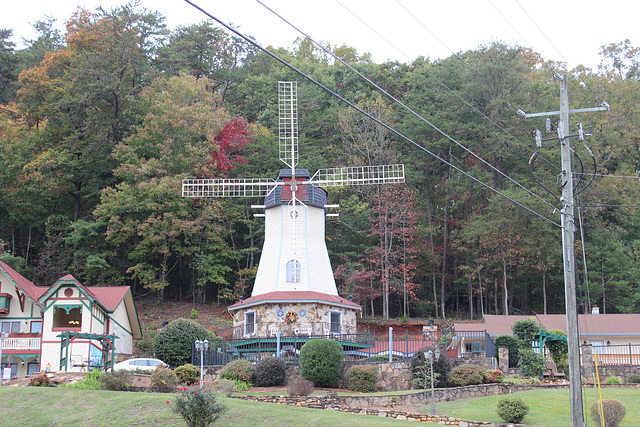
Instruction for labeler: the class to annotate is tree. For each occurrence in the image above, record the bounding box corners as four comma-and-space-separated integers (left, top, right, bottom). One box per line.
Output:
0, 29, 19, 104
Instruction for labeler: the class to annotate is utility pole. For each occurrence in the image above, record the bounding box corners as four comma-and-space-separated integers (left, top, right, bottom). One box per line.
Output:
518, 72, 609, 427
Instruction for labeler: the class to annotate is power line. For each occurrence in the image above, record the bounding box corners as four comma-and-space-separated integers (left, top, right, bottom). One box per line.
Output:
258, 0, 559, 214
514, 0, 569, 65
182, 0, 562, 229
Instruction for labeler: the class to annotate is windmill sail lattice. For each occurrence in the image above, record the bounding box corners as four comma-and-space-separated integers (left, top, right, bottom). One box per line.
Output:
182, 82, 404, 298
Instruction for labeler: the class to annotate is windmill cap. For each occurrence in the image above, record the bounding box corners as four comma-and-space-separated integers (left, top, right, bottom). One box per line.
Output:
277, 168, 310, 179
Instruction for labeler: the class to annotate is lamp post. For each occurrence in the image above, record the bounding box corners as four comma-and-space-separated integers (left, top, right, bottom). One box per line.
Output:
0, 332, 8, 381
424, 348, 441, 416
194, 339, 209, 387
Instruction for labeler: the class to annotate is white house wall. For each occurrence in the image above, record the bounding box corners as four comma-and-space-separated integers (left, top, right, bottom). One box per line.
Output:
252, 204, 338, 296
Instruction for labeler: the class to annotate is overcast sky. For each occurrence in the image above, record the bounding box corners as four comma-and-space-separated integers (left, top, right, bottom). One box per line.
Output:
1, 0, 637, 70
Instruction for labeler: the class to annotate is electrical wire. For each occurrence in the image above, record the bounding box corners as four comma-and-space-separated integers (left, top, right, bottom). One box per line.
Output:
182, 0, 562, 229
257, 0, 559, 213
337, 0, 560, 172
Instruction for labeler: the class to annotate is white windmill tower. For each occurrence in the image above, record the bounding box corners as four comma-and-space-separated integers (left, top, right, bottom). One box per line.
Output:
183, 82, 404, 340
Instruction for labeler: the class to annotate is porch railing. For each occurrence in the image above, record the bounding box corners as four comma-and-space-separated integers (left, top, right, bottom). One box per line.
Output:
2, 337, 41, 350
588, 344, 640, 366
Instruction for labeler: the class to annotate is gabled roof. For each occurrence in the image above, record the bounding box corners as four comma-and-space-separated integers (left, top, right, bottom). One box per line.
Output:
0, 260, 46, 309
454, 314, 640, 337
227, 290, 361, 311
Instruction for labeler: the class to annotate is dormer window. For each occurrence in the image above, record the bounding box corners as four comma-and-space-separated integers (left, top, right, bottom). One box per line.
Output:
286, 260, 301, 283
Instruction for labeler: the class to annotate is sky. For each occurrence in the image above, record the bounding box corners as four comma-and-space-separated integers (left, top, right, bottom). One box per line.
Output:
1, 0, 638, 70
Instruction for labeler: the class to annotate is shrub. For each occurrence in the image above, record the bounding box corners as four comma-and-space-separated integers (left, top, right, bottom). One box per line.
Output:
497, 396, 529, 424
100, 370, 132, 391
502, 375, 540, 385
232, 381, 251, 392
153, 318, 214, 368
494, 335, 521, 367
517, 348, 545, 378
254, 356, 286, 387
511, 318, 541, 345
410, 346, 448, 388
173, 386, 228, 427
29, 372, 50, 387
628, 374, 640, 383
149, 367, 178, 393
546, 329, 568, 368
345, 365, 378, 393
64, 369, 103, 390
175, 364, 201, 385
484, 369, 504, 384
219, 359, 254, 384
590, 399, 626, 427
605, 375, 621, 384
449, 364, 485, 387
288, 376, 314, 396
299, 339, 343, 388
217, 379, 234, 397
190, 308, 198, 319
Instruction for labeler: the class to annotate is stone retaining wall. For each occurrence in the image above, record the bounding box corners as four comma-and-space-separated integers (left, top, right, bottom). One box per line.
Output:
233, 394, 516, 426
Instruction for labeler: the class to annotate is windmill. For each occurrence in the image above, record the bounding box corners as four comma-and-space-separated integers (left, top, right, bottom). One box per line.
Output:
183, 82, 404, 339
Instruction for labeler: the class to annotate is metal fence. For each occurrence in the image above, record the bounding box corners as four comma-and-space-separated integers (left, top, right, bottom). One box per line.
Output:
588, 344, 640, 366
192, 329, 497, 366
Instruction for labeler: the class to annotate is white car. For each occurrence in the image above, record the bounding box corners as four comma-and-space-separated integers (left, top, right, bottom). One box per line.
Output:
113, 358, 167, 371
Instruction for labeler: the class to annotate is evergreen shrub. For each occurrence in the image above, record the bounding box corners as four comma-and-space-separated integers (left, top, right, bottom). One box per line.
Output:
175, 364, 201, 385
449, 363, 485, 387
254, 356, 286, 387
153, 318, 214, 368
517, 348, 545, 378
590, 399, 626, 427
345, 365, 378, 392
299, 339, 343, 388
149, 367, 178, 393
219, 359, 254, 384
496, 396, 529, 424
410, 347, 449, 387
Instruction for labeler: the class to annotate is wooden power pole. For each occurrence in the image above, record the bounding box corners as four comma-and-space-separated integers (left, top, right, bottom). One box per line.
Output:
519, 72, 609, 427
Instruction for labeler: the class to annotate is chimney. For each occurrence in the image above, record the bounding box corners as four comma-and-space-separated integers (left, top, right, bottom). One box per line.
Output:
591, 305, 599, 315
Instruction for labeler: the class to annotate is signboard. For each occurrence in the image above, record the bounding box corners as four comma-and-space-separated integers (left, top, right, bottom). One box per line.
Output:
2, 367, 10, 380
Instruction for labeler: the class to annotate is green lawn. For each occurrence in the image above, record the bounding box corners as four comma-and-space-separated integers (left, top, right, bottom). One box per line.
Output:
430, 387, 640, 426
0, 387, 409, 427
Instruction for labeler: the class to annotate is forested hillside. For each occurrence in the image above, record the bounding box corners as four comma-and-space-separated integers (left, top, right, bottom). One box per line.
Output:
1, 4, 639, 319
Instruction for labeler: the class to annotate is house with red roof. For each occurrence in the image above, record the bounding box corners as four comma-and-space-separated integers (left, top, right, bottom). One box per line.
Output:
0, 260, 141, 379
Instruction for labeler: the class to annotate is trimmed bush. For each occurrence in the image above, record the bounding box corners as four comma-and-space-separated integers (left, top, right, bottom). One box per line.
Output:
511, 318, 541, 345
100, 370, 132, 391
299, 339, 343, 388
175, 364, 201, 385
153, 318, 214, 368
254, 356, 286, 387
149, 367, 178, 393
590, 399, 626, 427
29, 372, 50, 387
173, 386, 228, 427
517, 348, 545, 378
288, 376, 314, 396
449, 364, 485, 387
628, 374, 640, 383
497, 396, 529, 424
219, 359, 255, 384
605, 375, 621, 384
345, 365, 378, 393
484, 369, 504, 384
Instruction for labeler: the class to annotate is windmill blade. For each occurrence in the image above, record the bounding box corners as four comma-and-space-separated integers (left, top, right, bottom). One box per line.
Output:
182, 178, 278, 198
310, 164, 405, 187
279, 81, 298, 170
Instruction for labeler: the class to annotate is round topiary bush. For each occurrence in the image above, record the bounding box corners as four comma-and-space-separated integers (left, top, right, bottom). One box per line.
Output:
153, 318, 214, 368
219, 359, 255, 384
590, 399, 626, 427
254, 356, 286, 387
497, 396, 529, 424
174, 363, 201, 385
149, 367, 178, 393
299, 339, 343, 388
449, 363, 485, 387
345, 365, 378, 392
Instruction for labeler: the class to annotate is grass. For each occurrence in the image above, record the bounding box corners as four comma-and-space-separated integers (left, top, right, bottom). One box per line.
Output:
429, 387, 640, 426
0, 387, 410, 426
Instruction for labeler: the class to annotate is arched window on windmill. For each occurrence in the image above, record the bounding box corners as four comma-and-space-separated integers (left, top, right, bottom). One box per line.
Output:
286, 260, 301, 283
